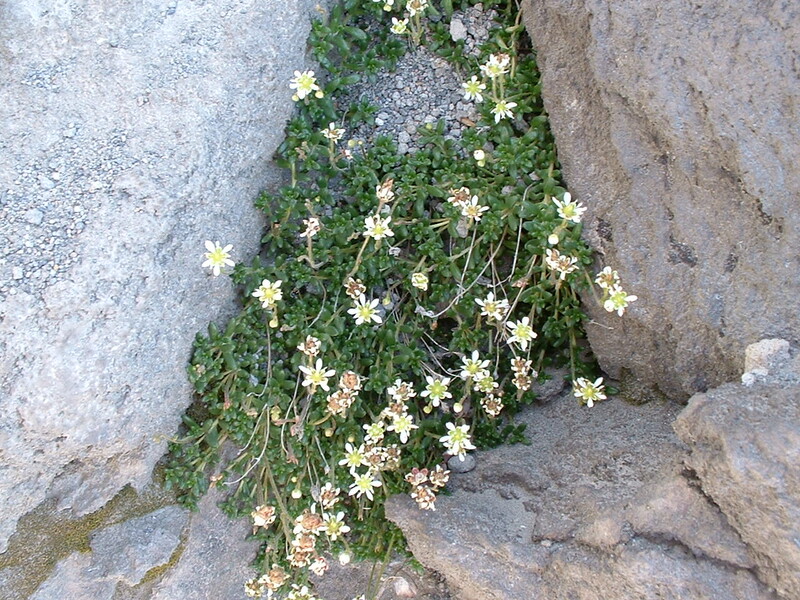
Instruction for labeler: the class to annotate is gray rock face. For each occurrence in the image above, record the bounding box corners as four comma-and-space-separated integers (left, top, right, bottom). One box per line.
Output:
0, 0, 322, 551
386, 392, 776, 599
675, 342, 800, 599
30, 506, 188, 600
521, 0, 800, 399
149, 489, 258, 600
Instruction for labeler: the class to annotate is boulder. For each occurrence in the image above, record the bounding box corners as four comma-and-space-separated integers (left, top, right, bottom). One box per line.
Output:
520, 0, 800, 399
386, 392, 775, 599
674, 341, 800, 599
0, 0, 323, 552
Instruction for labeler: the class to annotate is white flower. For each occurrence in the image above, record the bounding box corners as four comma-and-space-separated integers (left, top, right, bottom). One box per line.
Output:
462, 75, 486, 102
202, 240, 234, 276
289, 70, 323, 101
339, 442, 369, 471
460, 350, 490, 381
363, 421, 386, 443
348, 295, 382, 325
421, 375, 452, 407
406, 0, 428, 17
297, 335, 321, 357
388, 412, 418, 444
252, 279, 283, 308
299, 358, 336, 392
363, 214, 394, 240
439, 422, 476, 460
475, 292, 509, 320
473, 148, 486, 166
387, 379, 416, 402
491, 99, 517, 123
474, 374, 498, 394
461, 196, 489, 222
411, 272, 429, 291
390, 17, 408, 34
594, 266, 620, 290
506, 316, 537, 350
573, 377, 607, 407
349, 471, 382, 500
323, 511, 351, 541
300, 217, 321, 238
545, 248, 579, 279
321, 122, 345, 141
553, 192, 587, 223
604, 285, 638, 316
480, 54, 510, 79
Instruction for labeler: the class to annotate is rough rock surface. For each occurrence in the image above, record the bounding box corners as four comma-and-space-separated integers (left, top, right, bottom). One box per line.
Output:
30, 506, 188, 600
386, 391, 776, 599
521, 0, 800, 399
675, 340, 800, 599
0, 0, 323, 552
149, 489, 258, 600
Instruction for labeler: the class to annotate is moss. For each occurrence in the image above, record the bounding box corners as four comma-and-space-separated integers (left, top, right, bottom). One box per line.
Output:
0, 469, 177, 600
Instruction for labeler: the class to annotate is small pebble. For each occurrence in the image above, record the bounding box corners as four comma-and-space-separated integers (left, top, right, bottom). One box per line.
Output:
447, 453, 476, 473
450, 18, 468, 41
12, 267, 23, 280
25, 209, 44, 225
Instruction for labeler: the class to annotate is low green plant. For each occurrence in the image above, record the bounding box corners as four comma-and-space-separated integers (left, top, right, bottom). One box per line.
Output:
167, 1, 637, 598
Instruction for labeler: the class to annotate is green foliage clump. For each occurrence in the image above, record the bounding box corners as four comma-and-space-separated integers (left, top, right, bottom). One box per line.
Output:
165, 0, 633, 597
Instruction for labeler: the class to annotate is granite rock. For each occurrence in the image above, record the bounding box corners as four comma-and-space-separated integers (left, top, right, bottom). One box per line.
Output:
386, 392, 775, 599
0, 0, 324, 552
521, 0, 800, 399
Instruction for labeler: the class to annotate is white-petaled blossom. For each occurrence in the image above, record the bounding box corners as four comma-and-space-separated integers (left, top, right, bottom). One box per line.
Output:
462, 75, 486, 102
439, 422, 476, 460
460, 350, 490, 381
300, 217, 321, 238
553, 192, 587, 223
573, 377, 607, 408
297, 335, 321, 357
376, 179, 395, 204
321, 122, 345, 142
479, 53, 511, 79
473, 148, 486, 166
421, 375, 452, 406
461, 196, 490, 222
286, 584, 318, 600
318, 482, 341, 510
349, 470, 382, 500
339, 442, 370, 471
481, 395, 504, 417
202, 240, 234, 276
363, 214, 394, 240
390, 17, 408, 34
491, 99, 517, 123
323, 511, 351, 541
251, 505, 276, 531
447, 186, 472, 208
475, 291, 509, 320
344, 277, 366, 299
506, 316, 537, 350
290, 70, 323, 101
604, 285, 638, 316
594, 266, 620, 290
363, 421, 386, 444
348, 295, 382, 325
545, 248, 579, 280
411, 272, 429, 291
388, 379, 416, 402
252, 279, 283, 308
387, 412, 418, 444
406, 0, 428, 16
299, 358, 336, 392
474, 374, 499, 394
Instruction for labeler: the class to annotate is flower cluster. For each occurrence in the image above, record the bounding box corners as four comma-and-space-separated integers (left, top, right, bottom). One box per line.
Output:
461, 53, 518, 123
405, 464, 449, 510
595, 267, 638, 316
